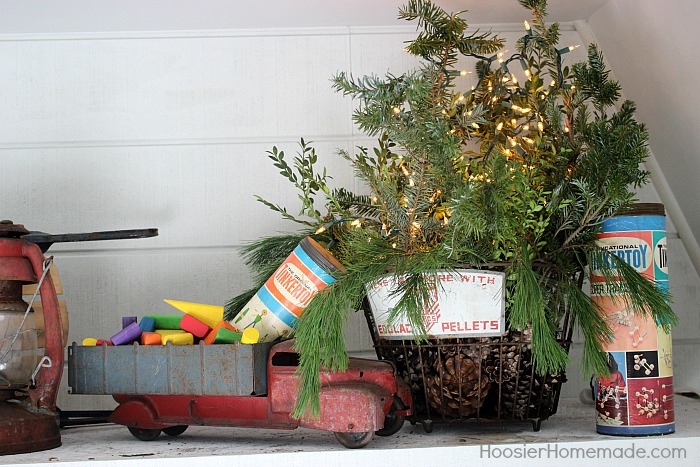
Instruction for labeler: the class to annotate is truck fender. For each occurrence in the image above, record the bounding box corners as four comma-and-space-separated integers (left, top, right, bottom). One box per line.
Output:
297, 382, 391, 433
110, 397, 168, 430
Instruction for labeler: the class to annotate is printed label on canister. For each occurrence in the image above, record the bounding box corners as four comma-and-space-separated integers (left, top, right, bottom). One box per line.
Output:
366, 269, 505, 339
230, 237, 342, 342
593, 206, 674, 436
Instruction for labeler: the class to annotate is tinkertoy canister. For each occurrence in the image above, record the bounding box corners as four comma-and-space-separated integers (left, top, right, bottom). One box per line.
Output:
591, 203, 674, 435
230, 237, 343, 342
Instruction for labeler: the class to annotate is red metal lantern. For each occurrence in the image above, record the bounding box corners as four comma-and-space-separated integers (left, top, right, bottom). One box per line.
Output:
0, 220, 63, 455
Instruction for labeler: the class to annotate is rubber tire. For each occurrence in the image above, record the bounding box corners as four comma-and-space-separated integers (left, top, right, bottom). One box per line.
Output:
162, 425, 188, 437
334, 431, 374, 449
375, 414, 405, 436
128, 427, 162, 441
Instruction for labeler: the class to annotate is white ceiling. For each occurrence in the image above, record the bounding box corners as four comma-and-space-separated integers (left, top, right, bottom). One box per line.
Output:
0, 0, 609, 34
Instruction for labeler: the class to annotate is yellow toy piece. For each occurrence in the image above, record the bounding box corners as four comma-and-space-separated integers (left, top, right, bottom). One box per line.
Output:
164, 299, 224, 328
241, 328, 260, 344
162, 332, 194, 345
82, 337, 98, 346
155, 329, 187, 336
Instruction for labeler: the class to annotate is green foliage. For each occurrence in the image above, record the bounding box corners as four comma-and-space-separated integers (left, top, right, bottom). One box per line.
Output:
256, 139, 340, 226
226, 0, 677, 419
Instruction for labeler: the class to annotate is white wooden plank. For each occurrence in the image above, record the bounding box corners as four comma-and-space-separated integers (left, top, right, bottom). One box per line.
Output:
0, 140, 356, 248
0, 35, 353, 143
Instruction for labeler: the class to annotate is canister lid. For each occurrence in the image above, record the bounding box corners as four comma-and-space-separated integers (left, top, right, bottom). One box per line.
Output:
618, 203, 665, 217
300, 237, 344, 274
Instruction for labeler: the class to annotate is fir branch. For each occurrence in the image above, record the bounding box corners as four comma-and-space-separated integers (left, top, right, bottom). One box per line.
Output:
573, 44, 621, 116
588, 248, 676, 331
511, 257, 570, 374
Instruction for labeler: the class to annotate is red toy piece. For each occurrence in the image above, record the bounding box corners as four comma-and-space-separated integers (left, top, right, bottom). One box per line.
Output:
179, 314, 211, 338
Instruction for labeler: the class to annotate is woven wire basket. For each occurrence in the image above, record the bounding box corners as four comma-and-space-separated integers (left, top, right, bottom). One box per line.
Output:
361, 281, 576, 432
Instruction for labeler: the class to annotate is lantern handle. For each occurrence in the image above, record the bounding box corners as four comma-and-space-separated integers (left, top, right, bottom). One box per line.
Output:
30, 356, 53, 388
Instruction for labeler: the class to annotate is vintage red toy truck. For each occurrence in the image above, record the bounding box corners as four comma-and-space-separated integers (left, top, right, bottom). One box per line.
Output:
68, 339, 412, 448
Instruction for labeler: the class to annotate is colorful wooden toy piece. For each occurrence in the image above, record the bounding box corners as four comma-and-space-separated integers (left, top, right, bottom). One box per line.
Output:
122, 316, 137, 328
241, 328, 260, 344
96, 339, 113, 346
204, 328, 242, 344
82, 337, 98, 346
203, 321, 241, 344
162, 332, 194, 345
155, 329, 187, 336
164, 299, 223, 328
144, 314, 183, 330
111, 322, 143, 345
140, 332, 162, 345
139, 316, 156, 333
180, 314, 211, 339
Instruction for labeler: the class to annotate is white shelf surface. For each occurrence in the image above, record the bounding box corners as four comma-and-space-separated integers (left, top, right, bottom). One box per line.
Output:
3, 397, 699, 467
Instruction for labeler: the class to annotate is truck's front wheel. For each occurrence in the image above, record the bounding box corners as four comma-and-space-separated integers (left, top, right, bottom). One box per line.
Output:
128, 427, 161, 441
334, 431, 374, 449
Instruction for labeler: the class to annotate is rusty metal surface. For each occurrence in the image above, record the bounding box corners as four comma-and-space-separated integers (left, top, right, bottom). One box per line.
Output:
68, 341, 273, 396
23, 228, 159, 252
110, 394, 295, 430
0, 235, 62, 455
85, 341, 412, 447
0, 220, 29, 238
0, 401, 61, 455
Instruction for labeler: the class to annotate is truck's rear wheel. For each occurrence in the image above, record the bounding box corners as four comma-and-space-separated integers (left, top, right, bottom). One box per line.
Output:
375, 413, 405, 436
128, 427, 161, 441
334, 431, 374, 449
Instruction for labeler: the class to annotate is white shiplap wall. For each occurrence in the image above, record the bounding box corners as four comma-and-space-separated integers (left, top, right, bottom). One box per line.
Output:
1, 25, 695, 410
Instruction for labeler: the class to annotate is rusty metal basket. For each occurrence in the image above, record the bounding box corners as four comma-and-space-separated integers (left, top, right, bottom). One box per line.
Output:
362, 290, 575, 432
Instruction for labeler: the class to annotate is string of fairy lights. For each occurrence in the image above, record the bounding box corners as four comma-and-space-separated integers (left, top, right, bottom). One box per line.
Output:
318, 19, 581, 250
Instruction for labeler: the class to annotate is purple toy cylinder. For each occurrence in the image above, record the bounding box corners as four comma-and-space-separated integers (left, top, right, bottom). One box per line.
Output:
122, 316, 137, 329
111, 322, 143, 345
